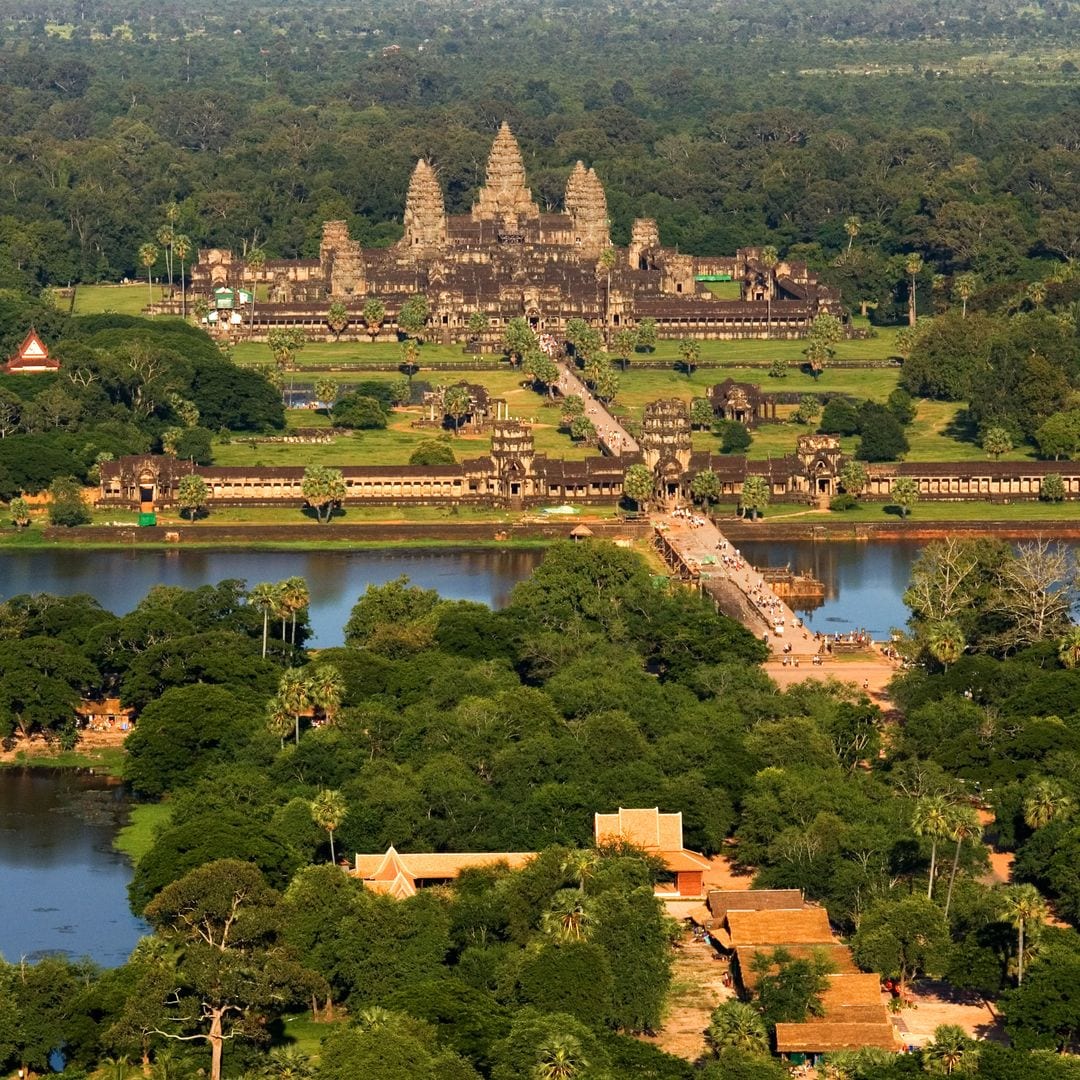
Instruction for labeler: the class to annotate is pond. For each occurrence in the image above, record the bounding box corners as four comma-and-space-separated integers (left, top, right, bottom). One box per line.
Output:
0, 768, 147, 967
0, 547, 546, 647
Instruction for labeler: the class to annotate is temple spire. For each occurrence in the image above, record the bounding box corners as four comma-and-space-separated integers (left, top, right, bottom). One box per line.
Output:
402, 159, 447, 251
472, 121, 539, 221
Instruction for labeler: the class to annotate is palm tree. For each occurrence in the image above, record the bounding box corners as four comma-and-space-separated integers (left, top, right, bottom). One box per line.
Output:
905, 253, 924, 326
357, 1006, 393, 1030
173, 233, 192, 319
278, 668, 312, 746
597, 246, 617, 344
943, 805, 982, 918
138, 242, 159, 306
534, 1034, 589, 1080
913, 794, 951, 899
156, 223, 175, 294
307, 664, 344, 727
926, 620, 965, 672
760, 245, 779, 338
248, 582, 279, 659
706, 999, 770, 1056
562, 849, 598, 894
246, 247, 266, 337
280, 576, 310, 645
1003, 883, 1048, 985
1027, 281, 1047, 309
922, 1024, 975, 1075
1024, 777, 1074, 830
310, 789, 348, 864
844, 215, 861, 253
953, 273, 976, 319
266, 696, 292, 750
541, 889, 593, 942
1058, 626, 1080, 670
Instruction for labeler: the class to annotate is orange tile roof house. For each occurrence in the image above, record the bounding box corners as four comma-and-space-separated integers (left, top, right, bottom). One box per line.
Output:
353, 846, 535, 899
4, 329, 58, 374
594, 807, 711, 898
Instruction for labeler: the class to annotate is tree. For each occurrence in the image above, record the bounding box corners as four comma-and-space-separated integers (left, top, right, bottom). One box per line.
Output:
301, 466, 345, 524
994, 540, 1073, 649
760, 245, 779, 337
397, 294, 429, 340
768, 357, 788, 379
635, 318, 657, 353
248, 582, 282, 659
851, 895, 951, 991
332, 393, 388, 430
677, 338, 700, 377
943, 805, 982, 918
690, 398, 714, 430
1002, 950, 1080, 1052
922, 1024, 977, 1076
612, 328, 636, 370
311, 789, 347, 864
740, 475, 770, 520
177, 473, 208, 521
1003, 884, 1048, 985
794, 395, 820, 424
48, 475, 90, 526
953, 273, 977, 318
891, 476, 919, 516
541, 890, 594, 943
926, 620, 965, 672
443, 384, 472, 435
804, 313, 844, 378
706, 1000, 769, 1056
314, 379, 339, 411
280, 577, 310, 646
981, 426, 1013, 460
533, 1033, 589, 1080
174, 233, 192, 319
1035, 411, 1080, 461
278, 667, 312, 746
913, 794, 952, 898
362, 298, 386, 336
246, 248, 266, 336
503, 317, 535, 365
1025, 778, 1074, 830
716, 419, 752, 453
467, 311, 489, 340
9, 497, 30, 527
691, 469, 720, 506
409, 439, 455, 466
842, 215, 860, 253
751, 947, 832, 1027
569, 415, 595, 442
524, 350, 560, 397
1059, 626, 1080, 670
622, 463, 653, 511
139, 242, 160, 305
307, 664, 343, 727
905, 253, 924, 326
143, 860, 323, 1080
267, 327, 306, 369
838, 461, 867, 497
326, 301, 349, 340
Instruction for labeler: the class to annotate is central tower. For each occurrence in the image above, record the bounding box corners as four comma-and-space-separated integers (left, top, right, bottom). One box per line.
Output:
471, 122, 540, 224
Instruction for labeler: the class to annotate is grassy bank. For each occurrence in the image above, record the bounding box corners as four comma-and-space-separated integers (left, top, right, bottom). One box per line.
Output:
114, 802, 173, 865
0, 744, 127, 774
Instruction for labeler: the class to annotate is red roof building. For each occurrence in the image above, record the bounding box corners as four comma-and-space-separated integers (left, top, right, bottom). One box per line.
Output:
4, 329, 58, 374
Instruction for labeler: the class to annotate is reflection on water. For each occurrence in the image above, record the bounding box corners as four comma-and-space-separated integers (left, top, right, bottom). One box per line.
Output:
0, 547, 546, 647
0, 769, 147, 966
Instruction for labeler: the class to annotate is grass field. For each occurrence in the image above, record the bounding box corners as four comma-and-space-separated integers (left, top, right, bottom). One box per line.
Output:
114, 802, 173, 864
62, 283, 154, 316
725, 499, 1080, 523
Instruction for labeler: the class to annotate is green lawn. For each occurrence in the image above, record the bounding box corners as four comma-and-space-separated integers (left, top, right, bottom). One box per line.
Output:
63, 284, 154, 316
114, 802, 173, 865
233, 340, 480, 367
715, 499, 1080, 523
702, 281, 742, 300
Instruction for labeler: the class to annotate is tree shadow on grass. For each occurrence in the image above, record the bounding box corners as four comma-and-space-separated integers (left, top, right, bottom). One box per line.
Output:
943, 406, 981, 447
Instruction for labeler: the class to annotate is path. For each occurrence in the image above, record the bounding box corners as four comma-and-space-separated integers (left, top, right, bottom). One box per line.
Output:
641, 934, 733, 1061
555, 360, 639, 456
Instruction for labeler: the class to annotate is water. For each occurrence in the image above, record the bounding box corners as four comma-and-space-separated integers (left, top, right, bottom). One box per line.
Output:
737, 539, 923, 638
0, 768, 147, 967
737, 539, 1078, 640
0, 548, 545, 647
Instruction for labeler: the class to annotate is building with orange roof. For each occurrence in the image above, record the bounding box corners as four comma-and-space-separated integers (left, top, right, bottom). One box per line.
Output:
4, 329, 58, 374
353, 846, 535, 899
594, 807, 711, 897
75, 698, 136, 732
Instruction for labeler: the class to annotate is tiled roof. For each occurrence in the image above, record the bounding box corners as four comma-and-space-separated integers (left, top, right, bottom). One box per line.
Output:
707, 888, 804, 919
735, 944, 858, 990
726, 907, 833, 946
774, 1022, 898, 1054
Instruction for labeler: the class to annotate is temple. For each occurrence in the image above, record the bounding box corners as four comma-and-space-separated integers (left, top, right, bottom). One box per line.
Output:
4, 329, 58, 374
188, 123, 844, 344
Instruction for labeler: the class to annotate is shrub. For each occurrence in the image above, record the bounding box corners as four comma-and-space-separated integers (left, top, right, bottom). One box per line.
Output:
829, 493, 858, 511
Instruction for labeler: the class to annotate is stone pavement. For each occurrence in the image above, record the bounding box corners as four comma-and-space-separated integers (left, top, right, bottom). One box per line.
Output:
555, 360, 639, 456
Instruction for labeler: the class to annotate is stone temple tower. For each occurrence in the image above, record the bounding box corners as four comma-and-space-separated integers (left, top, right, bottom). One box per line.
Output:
564, 161, 610, 258
491, 420, 535, 504
640, 399, 693, 508
402, 160, 447, 252
472, 122, 539, 223
319, 221, 365, 298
